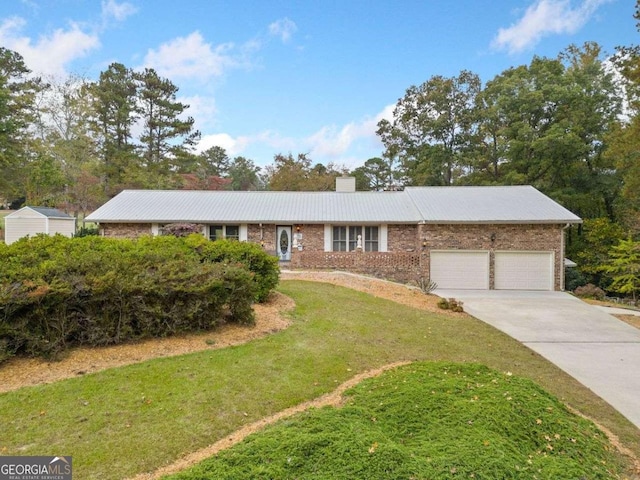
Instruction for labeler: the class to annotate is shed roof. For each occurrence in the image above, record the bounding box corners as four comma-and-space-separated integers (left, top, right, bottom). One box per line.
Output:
7, 206, 74, 219
85, 186, 581, 225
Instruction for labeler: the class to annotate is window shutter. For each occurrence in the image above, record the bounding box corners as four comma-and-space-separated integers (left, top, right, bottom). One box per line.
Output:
324, 224, 332, 252
240, 224, 248, 242
151, 223, 159, 236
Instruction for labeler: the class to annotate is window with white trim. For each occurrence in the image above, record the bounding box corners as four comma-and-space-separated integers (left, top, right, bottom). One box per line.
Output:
365, 226, 379, 251
332, 225, 379, 252
333, 226, 347, 251
209, 225, 240, 241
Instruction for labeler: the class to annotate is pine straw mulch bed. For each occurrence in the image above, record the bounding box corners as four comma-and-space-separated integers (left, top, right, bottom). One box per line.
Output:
0, 271, 457, 394
1, 271, 637, 479
0, 292, 294, 394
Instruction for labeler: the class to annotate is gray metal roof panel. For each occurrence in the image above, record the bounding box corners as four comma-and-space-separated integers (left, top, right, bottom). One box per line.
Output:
85, 190, 422, 223
13, 206, 74, 219
86, 186, 582, 224
404, 185, 582, 223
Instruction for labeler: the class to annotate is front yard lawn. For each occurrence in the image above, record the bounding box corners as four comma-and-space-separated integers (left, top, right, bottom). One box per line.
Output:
167, 362, 624, 480
0, 281, 637, 479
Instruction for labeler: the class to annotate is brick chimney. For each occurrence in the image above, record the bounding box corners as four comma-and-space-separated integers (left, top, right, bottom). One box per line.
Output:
335, 176, 356, 192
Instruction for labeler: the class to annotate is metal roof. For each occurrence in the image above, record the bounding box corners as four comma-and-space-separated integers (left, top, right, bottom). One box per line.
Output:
8, 206, 74, 219
85, 190, 422, 224
404, 186, 582, 224
85, 186, 582, 224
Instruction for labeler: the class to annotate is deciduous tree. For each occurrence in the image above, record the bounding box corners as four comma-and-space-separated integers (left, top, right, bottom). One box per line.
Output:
377, 70, 481, 185
228, 156, 263, 190
265, 153, 344, 191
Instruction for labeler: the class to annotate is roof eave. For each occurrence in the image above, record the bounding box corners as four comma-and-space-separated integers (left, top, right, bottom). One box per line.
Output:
418, 219, 583, 225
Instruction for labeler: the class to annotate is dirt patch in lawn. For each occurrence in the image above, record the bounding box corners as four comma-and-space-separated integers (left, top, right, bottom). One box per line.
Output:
127, 361, 412, 480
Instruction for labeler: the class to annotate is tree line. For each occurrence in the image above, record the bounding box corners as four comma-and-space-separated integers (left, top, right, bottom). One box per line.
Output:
0, 41, 634, 223
1, 5, 640, 297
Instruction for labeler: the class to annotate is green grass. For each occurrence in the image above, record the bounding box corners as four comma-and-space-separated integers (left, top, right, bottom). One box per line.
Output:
0, 281, 638, 479
166, 362, 624, 480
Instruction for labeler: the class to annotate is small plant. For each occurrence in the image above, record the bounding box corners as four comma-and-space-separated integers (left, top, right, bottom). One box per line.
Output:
437, 297, 450, 309
416, 276, 437, 294
75, 225, 99, 237
573, 283, 605, 300
436, 297, 464, 312
162, 223, 203, 237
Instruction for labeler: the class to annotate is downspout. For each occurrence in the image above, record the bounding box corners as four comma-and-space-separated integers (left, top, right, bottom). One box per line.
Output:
561, 223, 570, 291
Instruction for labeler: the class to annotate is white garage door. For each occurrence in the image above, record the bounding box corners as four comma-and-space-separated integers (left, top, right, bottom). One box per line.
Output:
430, 251, 490, 289
494, 251, 554, 291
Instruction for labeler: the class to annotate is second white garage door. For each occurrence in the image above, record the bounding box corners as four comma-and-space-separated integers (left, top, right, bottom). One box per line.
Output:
494, 251, 554, 290
430, 251, 490, 289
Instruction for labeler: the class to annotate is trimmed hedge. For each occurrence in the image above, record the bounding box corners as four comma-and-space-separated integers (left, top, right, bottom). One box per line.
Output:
185, 235, 280, 303
0, 234, 279, 362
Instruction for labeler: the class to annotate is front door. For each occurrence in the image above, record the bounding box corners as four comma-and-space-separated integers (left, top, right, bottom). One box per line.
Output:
277, 226, 292, 261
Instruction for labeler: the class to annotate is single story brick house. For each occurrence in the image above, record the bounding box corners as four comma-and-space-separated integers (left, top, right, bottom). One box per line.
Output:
85, 179, 581, 290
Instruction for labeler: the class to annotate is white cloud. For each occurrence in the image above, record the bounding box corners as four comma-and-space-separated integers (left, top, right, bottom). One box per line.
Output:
492, 0, 611, 54
306, 104, 394, 159
197, 133, 247, 155
268, 18, 298, 43
178, 94, 218, 131
141, 31, 246, 81
19, 0, 39, 12
101, 0, 137, 23
195, 106, 393, 167
196, 130, 297, 161
0, 16, 100, 76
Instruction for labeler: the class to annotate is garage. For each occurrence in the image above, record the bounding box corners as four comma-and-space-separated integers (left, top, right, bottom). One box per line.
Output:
494, 251, 554, 291
430, 250, 489, 289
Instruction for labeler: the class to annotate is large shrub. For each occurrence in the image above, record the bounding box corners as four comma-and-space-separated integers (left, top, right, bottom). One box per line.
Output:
185, 235, 280, 303
0, 235, 261, 362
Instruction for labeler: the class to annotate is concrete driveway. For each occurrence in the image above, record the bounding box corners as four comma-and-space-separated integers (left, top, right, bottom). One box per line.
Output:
435, 289, 640, 429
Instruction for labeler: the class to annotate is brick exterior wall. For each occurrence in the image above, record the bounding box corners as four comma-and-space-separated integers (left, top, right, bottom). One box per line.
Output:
98, 221, 566, 289
295, 224, 325, 251
388, 224, 418, 252
291, 251, 425, 283
248, 224, 277, 255
101, 223, 152, 238
418, 223, 564, 290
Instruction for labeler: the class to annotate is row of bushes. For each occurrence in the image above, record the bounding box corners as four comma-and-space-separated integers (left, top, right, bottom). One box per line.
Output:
0, 234, 279, 362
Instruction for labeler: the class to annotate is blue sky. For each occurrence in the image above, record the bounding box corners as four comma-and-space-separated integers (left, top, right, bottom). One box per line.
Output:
0, 0, 636, 169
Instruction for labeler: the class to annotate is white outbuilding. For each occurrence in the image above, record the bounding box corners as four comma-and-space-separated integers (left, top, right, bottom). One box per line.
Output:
4, 206, 76, 245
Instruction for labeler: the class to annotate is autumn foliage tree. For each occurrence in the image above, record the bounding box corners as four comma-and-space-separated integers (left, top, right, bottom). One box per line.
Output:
264, 153, 345, 191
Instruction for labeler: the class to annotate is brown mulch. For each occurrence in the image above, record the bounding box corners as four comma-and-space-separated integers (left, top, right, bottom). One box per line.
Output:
0, 271, 456, 394
2, 271, 637, 478
0, 292, 294, 394
280, 270, 466, 316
